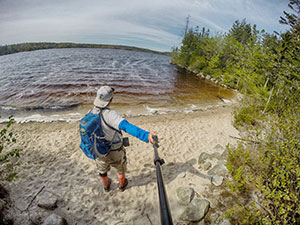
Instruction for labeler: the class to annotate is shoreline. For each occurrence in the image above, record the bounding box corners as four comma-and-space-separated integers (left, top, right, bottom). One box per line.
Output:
0, 98, 239, 124
0, 42, 170, 57
4, 105, 239, 224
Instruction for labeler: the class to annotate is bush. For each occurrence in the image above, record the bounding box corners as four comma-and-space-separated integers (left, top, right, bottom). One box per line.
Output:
0, 116, 19, 181
226, 111, 300, 224
232, 96, 266, 127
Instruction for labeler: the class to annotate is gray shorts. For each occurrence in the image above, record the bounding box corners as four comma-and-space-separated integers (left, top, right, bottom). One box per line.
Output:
95, 146, 127, 174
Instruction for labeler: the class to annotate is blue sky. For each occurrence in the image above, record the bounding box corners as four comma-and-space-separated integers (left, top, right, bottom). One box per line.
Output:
0, 0, 290, 52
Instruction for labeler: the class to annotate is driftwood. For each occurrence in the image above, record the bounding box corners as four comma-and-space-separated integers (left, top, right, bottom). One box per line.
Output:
229, 135, 260, 144
216, 95, 225, 102
263, 86, 274, 114
15, 185, 45, 212
147, 214, 154, 225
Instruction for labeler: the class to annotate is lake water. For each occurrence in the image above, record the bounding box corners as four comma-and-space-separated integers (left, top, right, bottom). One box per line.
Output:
0, 48, 236, 123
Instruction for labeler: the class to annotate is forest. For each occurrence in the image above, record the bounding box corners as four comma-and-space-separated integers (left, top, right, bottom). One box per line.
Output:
171, 0, 299, 224
0, 42, 168, 56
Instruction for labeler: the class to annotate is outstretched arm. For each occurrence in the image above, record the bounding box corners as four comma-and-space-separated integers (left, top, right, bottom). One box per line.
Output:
119, 120, 155, 144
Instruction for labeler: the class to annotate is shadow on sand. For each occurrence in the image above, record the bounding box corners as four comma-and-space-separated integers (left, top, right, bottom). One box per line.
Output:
128, 158, 211, 188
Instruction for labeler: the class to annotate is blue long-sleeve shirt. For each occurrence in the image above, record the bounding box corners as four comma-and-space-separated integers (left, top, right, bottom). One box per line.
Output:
119, 120, 149, 143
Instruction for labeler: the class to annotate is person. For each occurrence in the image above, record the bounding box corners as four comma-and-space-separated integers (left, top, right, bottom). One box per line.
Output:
90, 86, 155, 192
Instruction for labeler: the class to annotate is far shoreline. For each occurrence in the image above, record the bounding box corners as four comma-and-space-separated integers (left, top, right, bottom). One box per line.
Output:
0, 42, 171, 57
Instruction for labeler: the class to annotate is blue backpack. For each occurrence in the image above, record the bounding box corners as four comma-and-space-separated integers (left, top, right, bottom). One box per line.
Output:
79, 112, 111, 160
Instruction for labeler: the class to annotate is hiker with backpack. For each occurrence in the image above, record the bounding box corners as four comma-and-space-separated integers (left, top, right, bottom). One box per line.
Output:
79, 86, 155, 192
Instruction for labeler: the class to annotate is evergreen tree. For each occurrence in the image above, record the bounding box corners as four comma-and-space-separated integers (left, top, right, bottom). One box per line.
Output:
227, 19, 252, 45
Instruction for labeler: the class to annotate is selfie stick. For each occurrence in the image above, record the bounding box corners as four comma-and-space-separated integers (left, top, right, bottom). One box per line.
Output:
153, 135, 173, 225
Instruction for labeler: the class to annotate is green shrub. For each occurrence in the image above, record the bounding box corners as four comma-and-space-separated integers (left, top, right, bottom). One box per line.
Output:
226, 111, 300, 224
232, 96, 266, 127
0, 116, 19, 181
188, 55, 207, 72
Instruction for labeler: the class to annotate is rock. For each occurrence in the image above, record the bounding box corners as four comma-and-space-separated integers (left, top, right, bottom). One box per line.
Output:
30, 210, 45, 225
210, 212, 220, 224
42, 214, 67, 225
37, 191, 58, 210
211, 152, 222, 160
202, 161, 212, 171
213, 144, 224, 151
0, 199, 5, 211
221, 149, 228, 159
218, 219, 231, 225
0, 184, 8, 199
179, 198, 210, 222
198, 73, 204, 78
236, 94, 243, 102
209, 198, 219, 209
198, 152, 211, 165
177, 172, 186, 178
211, 176, 224, 186
1, 211, 13, 225
176, 187, 194, 205
208, 164, 228, 177
206, 75, 211, 80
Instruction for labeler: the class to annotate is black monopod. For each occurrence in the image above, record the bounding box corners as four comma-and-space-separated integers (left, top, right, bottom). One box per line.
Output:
152, 135, 173, 225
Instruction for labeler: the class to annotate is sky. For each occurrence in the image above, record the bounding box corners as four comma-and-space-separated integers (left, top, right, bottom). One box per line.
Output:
0, 0, 291, 52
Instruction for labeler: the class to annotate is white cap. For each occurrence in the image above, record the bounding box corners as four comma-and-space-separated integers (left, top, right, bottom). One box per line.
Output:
93, 86, 114, 108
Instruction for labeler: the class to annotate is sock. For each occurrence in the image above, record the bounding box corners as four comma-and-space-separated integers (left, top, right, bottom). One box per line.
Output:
100, 176, 109, 187
117, 173, 126, 186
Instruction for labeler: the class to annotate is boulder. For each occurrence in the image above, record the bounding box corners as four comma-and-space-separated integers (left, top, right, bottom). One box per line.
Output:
211, 152, 222, 160
176, 187, 194, 206
198, 152, 211, 165
211, 175, 224, 186
42, 214, 67, 225
208, 164, 228, 177
37, 191, 58, 210
179, 199, 210, 222
30, 211, 44, 225
202, 161, 212, 171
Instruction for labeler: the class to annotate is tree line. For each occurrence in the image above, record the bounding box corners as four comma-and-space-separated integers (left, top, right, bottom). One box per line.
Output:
0, 42, 169, 56
171, 0, 299, 224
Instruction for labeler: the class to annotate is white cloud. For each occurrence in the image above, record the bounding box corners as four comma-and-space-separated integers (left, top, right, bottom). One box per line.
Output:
0, 0, 290, 51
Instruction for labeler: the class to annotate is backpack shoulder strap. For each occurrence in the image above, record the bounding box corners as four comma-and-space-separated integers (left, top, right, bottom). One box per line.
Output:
99, 108, 122, 134
97, 113, 106, 137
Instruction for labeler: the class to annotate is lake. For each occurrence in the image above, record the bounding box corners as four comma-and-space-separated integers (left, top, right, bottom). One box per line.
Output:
0, 48, 235, 122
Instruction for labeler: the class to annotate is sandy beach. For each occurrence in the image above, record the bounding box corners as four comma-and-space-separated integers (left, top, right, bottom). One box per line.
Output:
3, 105, 239, 225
